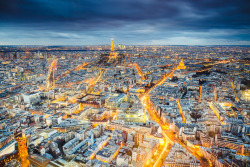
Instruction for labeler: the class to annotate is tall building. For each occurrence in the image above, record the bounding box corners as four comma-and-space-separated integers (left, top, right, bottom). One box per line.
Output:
109, 39, 116, 59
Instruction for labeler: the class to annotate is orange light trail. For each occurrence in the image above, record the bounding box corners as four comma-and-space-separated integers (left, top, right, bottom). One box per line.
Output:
16, 136, 30, 167
46, 59, 57, 90
142, 94, 212, 167
55, 62, 88, 81
87, 69, 106, 94
138, 63, 212, 167
176, 99, 186, 123
152, 133, 172, 167
140, 68, 175, 99
231, 82, 239, 102
209, 102, 226, 125
133, 63, 145, 80
89, 136, 111, 160
126, 54, 132, 64
141, 96, 172, 167
52, 96, 66, 103
198, 86, 202, 103
90, 69, 106, 87
110, 142, 123, 162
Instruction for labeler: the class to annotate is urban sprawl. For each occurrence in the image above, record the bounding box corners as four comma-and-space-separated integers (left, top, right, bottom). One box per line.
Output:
0, 41, 249, 167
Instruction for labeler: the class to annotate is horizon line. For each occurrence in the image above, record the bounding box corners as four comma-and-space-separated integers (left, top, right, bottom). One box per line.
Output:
1, 44, 250, 47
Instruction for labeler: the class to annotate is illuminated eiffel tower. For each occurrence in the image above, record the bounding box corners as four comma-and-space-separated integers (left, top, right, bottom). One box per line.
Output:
109, 39, 116, 60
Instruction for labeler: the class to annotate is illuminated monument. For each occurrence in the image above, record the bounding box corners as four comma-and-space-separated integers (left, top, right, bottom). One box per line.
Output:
177, 59, 186, 70
99, 38, 125, 65
109, 38, 116, 59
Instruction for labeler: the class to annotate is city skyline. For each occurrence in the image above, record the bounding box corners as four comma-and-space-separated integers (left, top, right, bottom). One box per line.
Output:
0, 42, 249, 167
0, 0, 250, 45
0, 1, 249, 166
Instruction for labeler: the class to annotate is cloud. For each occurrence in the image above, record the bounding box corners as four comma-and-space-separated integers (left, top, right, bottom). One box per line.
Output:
0, 0, 249, 45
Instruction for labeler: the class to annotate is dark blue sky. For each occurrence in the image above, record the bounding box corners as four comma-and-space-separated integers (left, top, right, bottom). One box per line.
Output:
0, 0, 249, 45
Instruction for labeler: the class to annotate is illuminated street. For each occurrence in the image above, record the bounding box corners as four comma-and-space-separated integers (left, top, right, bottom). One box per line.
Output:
139, 63, 214, 167
0, 3, 249, 165
142, 95, 213, 167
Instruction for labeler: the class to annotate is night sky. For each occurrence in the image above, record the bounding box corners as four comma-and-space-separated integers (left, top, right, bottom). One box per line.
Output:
0, 0, 249, 45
